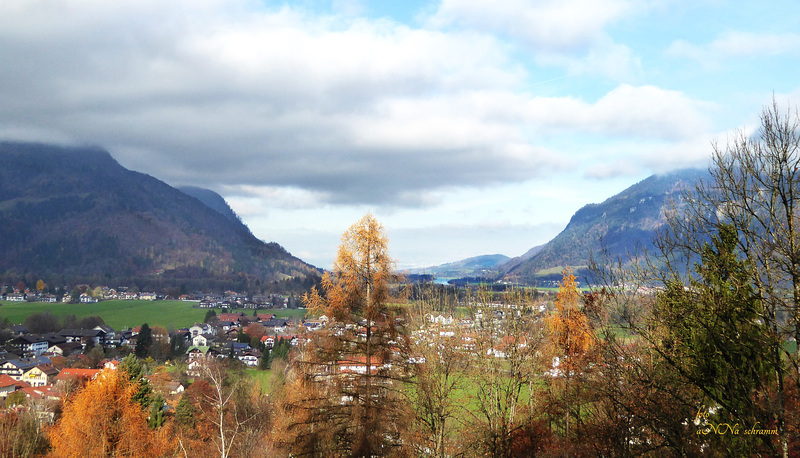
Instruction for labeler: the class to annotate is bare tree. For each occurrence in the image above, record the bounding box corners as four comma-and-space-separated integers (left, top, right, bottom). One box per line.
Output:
462, 287, 548, 457
406, 300, 470, 457
658, 99, 800, 456
198, 359, 264, 458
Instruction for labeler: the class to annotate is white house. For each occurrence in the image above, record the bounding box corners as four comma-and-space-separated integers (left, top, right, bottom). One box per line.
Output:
192, 334, 215, 347
10, 335, 49, 357
189, 323, 212, 337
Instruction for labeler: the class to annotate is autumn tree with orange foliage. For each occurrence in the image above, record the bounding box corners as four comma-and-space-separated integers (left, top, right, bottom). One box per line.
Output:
48, 368, 175, 457
546, 268, 595, 454
549, 269, 593, 371
281, 213, 412, 456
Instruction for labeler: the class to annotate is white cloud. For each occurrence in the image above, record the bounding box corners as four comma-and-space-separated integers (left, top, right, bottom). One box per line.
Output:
222, 185, 332, 212
332, 0, 365, 17
427, 0, 643, 80
667, 31, 800, 63
536, 38, 642, 81
583, 160, 644, 179
524, 85, 713, 140
428, 0, 631, 51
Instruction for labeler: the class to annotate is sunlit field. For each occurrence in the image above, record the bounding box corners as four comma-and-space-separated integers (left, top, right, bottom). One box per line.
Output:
0, 300, 309, 330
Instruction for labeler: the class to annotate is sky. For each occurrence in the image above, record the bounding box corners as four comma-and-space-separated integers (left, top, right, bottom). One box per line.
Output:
1, 0, 799, 270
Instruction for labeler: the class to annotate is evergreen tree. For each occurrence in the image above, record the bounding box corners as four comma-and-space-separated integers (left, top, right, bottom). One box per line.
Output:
118, 354, 153, 410
169, 333, 185, 358
148, 393, 167, 429
654, 224, 779, 454
135, 323, 153, 358
175, 394, 196, 428
259, 349, 272, 370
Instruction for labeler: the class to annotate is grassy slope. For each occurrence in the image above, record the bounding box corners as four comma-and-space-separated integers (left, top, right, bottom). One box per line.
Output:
0, 300, 309, 330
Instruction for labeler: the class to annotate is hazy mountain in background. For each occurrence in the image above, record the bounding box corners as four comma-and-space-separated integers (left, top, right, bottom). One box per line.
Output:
405, 254, 511, 278
498, 244, 545, 275
502, 168, 709, 284
0, 141, 320, 292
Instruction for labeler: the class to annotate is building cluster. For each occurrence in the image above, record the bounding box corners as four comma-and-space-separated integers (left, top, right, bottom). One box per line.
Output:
0, 309, 329, 408
182, 312, 327, 374
1, 286, 161, 303
411, 306, 546, 361
1, 285, 294, 308
0, 324, 139, 406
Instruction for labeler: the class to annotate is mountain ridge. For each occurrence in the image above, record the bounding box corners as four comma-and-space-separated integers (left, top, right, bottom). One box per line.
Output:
0, 141, 320, 292
501, 168, 709, 283
179, 186, 248, 231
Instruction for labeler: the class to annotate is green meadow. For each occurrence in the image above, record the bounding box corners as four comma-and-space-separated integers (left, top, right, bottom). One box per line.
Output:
0, 300, 309, 330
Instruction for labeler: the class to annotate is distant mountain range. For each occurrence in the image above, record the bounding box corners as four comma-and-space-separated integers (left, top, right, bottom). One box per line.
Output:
501, 168, 708, 284
0, 141, 320, 292
0, 139, 711, 291
403, 254, 511, 278
419, 168, 708, 286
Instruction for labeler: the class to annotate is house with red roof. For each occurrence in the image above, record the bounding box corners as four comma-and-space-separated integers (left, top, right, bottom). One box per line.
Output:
0, 374, 19, 397
336, 355, 387, 375
218, 312, 247, 323
54, 368, 101, 385
19, 384, 58, 401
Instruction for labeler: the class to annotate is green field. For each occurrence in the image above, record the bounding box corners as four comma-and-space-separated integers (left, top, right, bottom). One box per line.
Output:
0, 300, 310, 330
243, 367, 289, 394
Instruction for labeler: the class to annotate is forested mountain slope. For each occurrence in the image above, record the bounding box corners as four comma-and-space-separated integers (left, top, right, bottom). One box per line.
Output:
0, 141, 320, 291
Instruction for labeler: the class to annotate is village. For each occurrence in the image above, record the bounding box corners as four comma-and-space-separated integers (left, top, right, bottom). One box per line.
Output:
0, 286, 326, 416
0, 280, 552, 433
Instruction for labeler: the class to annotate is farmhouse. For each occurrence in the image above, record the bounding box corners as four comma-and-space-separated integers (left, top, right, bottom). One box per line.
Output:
54, 368, 101, 385
0, 374, 20, 397
186, 346, 214, 376
189, 323, 212, 337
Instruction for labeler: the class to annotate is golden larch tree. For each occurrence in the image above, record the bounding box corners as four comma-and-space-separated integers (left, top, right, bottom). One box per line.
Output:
48, 368, 175, 457
546, 268, 595, 454
283, 213, 412, 457
549, 268, 592, 370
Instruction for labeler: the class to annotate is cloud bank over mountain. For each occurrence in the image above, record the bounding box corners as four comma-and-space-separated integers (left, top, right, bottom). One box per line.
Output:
1, 0, 798, 268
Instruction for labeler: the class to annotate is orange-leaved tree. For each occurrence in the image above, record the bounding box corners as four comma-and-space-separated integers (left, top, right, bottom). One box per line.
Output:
48, 368, 175, 457
282, 213, 412, 456
546, 268, 595, 454
549, 269, 592, 369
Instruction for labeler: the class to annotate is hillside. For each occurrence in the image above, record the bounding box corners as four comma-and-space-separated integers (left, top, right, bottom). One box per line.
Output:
0, 141, 320, 292
503, 168, 708, 283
